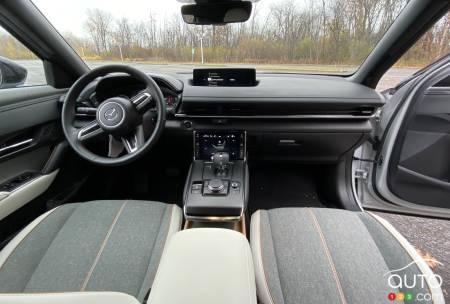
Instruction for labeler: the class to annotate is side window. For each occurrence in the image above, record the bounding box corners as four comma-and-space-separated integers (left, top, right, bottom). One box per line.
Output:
377, 13, 450, 91
0, 27, 46, 89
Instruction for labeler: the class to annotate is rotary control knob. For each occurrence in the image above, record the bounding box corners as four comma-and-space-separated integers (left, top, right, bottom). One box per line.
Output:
208, 179, 225, 192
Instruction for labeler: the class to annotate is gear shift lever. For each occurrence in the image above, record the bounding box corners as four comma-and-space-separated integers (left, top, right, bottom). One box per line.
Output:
212, 152, 230, 176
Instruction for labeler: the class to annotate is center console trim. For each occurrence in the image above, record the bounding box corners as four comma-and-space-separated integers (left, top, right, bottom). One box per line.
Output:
183, 212, 243, 222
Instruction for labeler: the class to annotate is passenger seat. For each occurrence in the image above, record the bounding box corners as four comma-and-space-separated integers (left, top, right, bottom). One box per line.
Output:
250, 208, 444, 304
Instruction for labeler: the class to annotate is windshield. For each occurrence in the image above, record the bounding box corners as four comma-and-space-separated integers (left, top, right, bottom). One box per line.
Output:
32, 0, 407, 75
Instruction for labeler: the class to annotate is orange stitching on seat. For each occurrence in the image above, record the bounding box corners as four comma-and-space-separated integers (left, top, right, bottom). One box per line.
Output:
258, 211, 277, 304
80, 200, 128, 291
308, 209, 347, 304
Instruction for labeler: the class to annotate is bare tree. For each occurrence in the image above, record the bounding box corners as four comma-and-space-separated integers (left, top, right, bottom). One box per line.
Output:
114, 17, 133, 59
51, 0, 448, 67
85, 9, 112, 55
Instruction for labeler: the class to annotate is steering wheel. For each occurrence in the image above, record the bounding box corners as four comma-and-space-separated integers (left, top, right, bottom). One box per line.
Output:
62, 65, 166, 166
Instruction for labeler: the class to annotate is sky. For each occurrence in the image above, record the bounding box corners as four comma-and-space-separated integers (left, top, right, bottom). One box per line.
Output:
32, 0, 186, 36
32, 0, 277, 37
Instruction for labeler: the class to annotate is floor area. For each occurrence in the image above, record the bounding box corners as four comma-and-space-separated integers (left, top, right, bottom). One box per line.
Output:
375, 212, 450, 301
248, 164, 330, 215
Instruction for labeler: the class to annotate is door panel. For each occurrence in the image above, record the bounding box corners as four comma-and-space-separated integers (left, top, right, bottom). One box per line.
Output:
0, 86, 64, 136
0, 171, 58, 220
0, 146, 51, 182
0, 86, 66, 220
388, 88, 450, 208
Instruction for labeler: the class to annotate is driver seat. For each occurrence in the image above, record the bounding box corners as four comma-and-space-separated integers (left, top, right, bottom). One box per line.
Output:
0, 200, 182, 303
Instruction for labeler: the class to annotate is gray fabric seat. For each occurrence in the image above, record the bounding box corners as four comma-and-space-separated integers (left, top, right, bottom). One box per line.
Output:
251, 208, 444, 304
0, 200, 182, 303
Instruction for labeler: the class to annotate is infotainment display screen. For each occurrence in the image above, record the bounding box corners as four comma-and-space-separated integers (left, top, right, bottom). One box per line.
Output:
193, 69, 256, 87
194, 131, 245, 160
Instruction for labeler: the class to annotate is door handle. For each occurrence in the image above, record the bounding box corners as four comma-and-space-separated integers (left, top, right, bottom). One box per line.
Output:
0, 138, 34, 157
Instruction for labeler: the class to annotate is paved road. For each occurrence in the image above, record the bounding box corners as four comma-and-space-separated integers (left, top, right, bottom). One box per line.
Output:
376, 67, 418, 91
15, 59, 417, 91
375, 212, 450, 301
16, 60, 198, 86
15, 60, 48, 86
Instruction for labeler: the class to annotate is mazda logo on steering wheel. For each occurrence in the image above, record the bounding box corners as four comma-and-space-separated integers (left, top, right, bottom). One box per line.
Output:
104, 107, 118, 121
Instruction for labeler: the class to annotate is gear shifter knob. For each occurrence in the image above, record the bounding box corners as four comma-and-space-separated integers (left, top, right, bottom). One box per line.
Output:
212, 152, 230, 176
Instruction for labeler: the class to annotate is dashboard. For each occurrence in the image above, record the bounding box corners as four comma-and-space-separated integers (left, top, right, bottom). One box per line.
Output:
72, 70, 382, 119
66, 69, 384, 163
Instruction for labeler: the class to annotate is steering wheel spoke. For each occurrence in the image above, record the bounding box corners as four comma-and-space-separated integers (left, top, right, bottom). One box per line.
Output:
121, 125, 145, 154
77, 121, 104, 142
108, 135, 124, 158
131, 91, 153, 112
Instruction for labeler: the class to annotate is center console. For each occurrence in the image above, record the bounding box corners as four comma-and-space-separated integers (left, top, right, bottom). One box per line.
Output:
183, 131, 248, 221
152, 132, 255, 303
148, 228, 256, 304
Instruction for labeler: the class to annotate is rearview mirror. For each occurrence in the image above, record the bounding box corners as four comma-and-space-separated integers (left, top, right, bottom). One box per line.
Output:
181, 1, 252, 25
0, 56, 27, 89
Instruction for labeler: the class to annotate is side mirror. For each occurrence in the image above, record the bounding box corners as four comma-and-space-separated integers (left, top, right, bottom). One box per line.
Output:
181, 1, 252, 25
0, 56, 27, 89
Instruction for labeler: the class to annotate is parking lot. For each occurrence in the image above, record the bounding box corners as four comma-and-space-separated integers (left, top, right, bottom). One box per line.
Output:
375, 212, 450, 300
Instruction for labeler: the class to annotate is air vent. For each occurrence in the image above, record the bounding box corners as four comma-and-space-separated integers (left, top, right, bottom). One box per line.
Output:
179, 103, 377, 118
